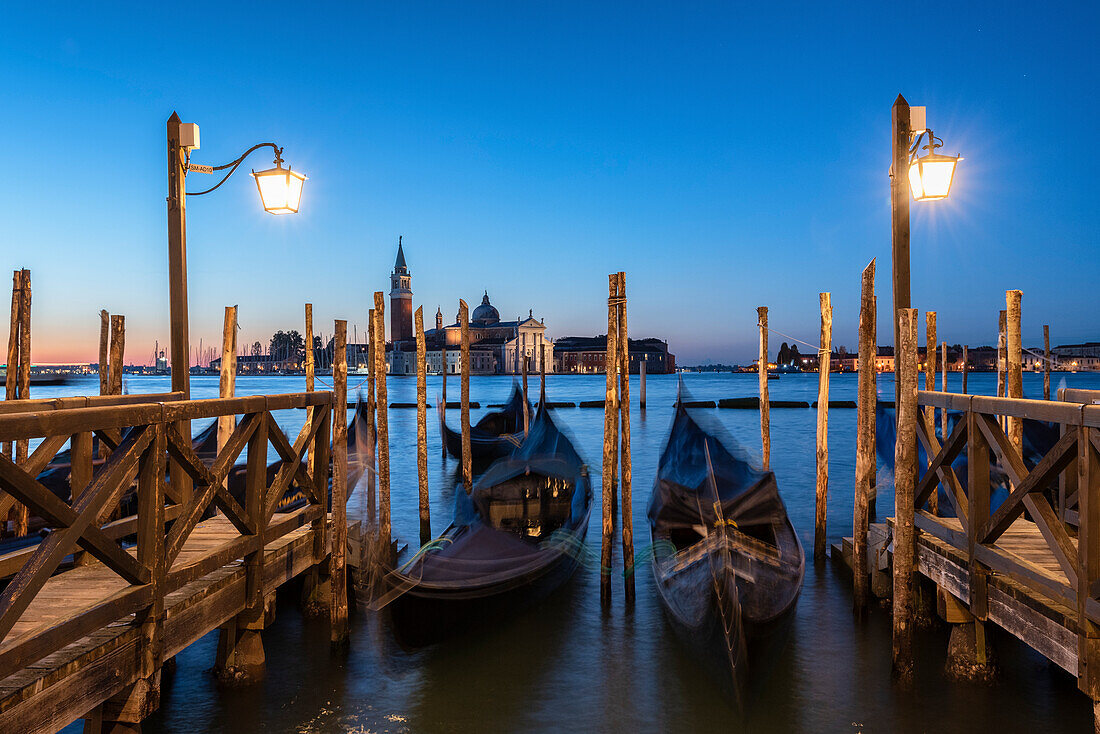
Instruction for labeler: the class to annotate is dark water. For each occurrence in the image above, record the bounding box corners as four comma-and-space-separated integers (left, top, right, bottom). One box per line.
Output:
42, 370, 1099, 732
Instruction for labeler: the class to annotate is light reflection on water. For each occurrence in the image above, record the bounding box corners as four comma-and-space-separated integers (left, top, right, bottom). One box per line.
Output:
37, 370, 1098, 732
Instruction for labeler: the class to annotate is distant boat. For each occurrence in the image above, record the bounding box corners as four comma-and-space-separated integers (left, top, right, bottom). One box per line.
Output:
439, 383, 528, 465
648, 397, 804, 709
0, 373, 71, 387
385, 405, 592, 646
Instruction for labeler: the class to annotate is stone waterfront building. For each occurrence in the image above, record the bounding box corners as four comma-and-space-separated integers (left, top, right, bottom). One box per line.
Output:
382, 242, 555, 375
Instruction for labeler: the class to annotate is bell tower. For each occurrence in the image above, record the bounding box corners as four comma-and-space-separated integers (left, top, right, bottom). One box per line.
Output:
389, 236, 413, 342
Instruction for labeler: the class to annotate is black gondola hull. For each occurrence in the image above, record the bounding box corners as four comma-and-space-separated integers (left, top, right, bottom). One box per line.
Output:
387, 525, 587, 647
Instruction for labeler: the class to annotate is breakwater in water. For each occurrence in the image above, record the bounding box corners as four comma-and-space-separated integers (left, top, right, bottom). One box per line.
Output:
36, 370, 1099, 733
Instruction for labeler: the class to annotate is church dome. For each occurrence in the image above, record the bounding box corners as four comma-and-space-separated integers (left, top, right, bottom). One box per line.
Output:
471, 292, 500, 324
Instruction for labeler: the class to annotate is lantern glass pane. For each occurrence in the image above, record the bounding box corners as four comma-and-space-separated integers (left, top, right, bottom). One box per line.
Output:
254, 168, 306, 214
909, 157, 957, 201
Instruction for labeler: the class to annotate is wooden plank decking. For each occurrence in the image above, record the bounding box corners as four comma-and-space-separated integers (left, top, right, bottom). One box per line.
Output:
893, 514, 1082, 674
0, 509, 330, 732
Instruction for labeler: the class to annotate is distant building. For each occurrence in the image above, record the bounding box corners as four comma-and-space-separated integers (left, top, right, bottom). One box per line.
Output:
389, 236, 414, 343
382, 242, 555, 375
553, 336, 675, 374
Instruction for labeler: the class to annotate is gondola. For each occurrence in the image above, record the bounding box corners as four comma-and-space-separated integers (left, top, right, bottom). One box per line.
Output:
386, 404, 591, 647
648, 398, 804, 709
439, 383, 528, 464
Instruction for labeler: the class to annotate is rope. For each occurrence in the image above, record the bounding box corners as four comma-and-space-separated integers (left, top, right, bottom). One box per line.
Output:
760, 325, 825, 355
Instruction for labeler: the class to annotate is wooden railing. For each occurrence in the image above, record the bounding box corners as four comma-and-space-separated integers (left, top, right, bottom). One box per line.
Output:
915, 389, 1100, 693
0, 391, 333, 680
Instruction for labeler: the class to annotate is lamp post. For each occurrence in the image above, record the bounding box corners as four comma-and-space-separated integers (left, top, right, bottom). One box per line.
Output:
890, 95, 961, 404
165, 112, 306, 503
166, 112, 307, 398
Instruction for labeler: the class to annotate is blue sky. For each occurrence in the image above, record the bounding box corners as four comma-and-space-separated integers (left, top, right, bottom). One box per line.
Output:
1, 2, 1096, 364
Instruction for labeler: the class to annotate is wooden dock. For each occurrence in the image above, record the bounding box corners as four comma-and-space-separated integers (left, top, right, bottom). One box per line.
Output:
0, 390, 348, 732
839, 387, 1100, 720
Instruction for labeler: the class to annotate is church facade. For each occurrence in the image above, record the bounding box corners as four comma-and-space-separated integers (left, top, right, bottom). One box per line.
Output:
383, 242, 555, 375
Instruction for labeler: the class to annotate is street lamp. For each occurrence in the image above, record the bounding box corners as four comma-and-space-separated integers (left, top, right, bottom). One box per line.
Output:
889, 95, 961, 404
166, 113, 307, 400
907, 130, 962, 202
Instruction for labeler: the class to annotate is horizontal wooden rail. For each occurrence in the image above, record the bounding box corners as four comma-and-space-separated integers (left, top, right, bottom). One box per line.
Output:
0, 392, 332, 442
0, 391, 185, 416
1059, 387, 1100, 405
918, 390, 1100, 428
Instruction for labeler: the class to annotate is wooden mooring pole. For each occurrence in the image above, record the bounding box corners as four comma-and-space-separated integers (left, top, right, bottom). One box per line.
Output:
814, 292, 832, 563
305, 304, 315, 392
366, 308, 377, 529
1006, 290, 1023, 453
601, 274, 620, 607
521, 332, 529, 437
617, 272, 635, 603
108, 315, 125, 396
459, 300, 472, 494
639, 358, 646, 411
373, 294, 392, 562
540, 341, 547, 404
962, 345, 969, 394
924, 311, 937, 515
758, 306, 770, 470
11, 270, 31, 535
98, 309, 110, 395
331, 320, 349, 646
893, 307, 919, 682
4, 271, 28, 535
940, 341, 948, 439
218, 307, 237, 465
441, 339, 448, 459
997, 310, 1007, 399
1043, 325, 1051, 401
854, 262, 875, 609
415, 307, 430, 546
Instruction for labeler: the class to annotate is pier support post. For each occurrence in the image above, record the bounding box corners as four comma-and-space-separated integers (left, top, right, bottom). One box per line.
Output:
601, 274, 620, 608
617, 272, 635, 603
217, 413, 270, 684
215, 617, 266, 685
892, 307, 919, 682
757, 306, 770, 470
304, 398, 332, 617
331, 320, 349, 647
415, 307, 430, 546
854, 263, 875, 610
459, 299, 472, 494
814, 293, 832, 563
941, 586, 996, 681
